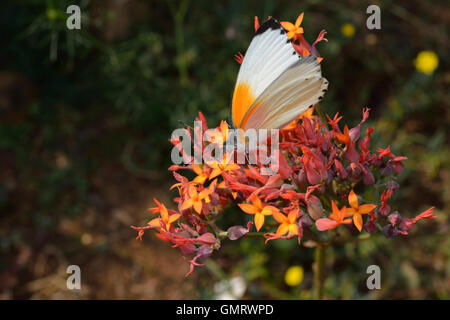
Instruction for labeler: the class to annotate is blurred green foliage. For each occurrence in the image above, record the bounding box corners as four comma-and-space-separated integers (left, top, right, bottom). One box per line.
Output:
0, 0, 448, 299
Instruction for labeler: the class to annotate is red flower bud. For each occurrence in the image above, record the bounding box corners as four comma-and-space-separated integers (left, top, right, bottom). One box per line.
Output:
334, 159, 348, 179
307, 195, 324, 220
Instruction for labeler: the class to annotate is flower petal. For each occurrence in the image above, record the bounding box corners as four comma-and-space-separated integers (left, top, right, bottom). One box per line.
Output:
199, 188, 211, 199
345, 207, 357, 217
287, 208, 299, 222
254, 213, 265, 231
188, 186, 197, 198
353, 213, 363, 232
288, 224, 299, 235
262, 206, 277, 216
251, 195, 263, 209
191, 164, 203, 175
295, 12, 304, 27
209, 168, 222, 179
193, 174, 207, 184
273, 210, 287, 223
180, 199, 193, 211
316, 218, 339, 231
193, 201, 202, 214
160, 204, 169, 220
148, 218, 162, 227
276, 223, 289, 236
168, 213, 181, 224
280, 21, 295, 31
359, 204, 377, 214
348, 190, 359, 209
238, 203, 257, 214
225, 163, 240, 171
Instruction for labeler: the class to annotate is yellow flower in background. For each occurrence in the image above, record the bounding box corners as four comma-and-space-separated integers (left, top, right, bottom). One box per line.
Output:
46, 8, 59, 21
414, 51, 439, 75
284, 265, 304, 286
341, 23, 355, 38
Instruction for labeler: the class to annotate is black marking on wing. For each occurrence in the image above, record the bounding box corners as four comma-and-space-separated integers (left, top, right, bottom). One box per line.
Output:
255, 18, 281, 35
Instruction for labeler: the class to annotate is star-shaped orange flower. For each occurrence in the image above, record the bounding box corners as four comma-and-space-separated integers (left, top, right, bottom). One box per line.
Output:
346, 190, 377, 231
148, 203, 181, 230
316, 201, 352, 231
180, 185, 212, 214
335, 124, 351, 145
273, 208, 300, 236
238, 195, 279, 231
207, 154, 240, 179
192, 164, 210, 184
281, 12, 304, 40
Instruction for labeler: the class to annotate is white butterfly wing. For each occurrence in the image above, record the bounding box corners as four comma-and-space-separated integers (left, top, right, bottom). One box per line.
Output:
231, 18, 301, 128
244, 55, 328, 130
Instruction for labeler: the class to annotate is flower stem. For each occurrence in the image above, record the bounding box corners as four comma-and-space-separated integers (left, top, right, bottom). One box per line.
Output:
313, 244, 326, 300
168, 0, 190, 86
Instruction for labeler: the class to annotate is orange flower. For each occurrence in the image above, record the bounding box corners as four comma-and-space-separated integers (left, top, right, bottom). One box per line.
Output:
273, 208, 300, 236
346, 190, 377, 231
148, 203, 180, 230
254, 16, 260, 31
238, 195, 279, 231
282, 107, 315, 130
316, 201, 352, 231
192, 164, 209, 184
219, 120, 230, 143
180, 185, 212, 214
207, 120, 230, 146
207, 154, 240, 179
281, 12, 304, 40
335, 124, 351, 145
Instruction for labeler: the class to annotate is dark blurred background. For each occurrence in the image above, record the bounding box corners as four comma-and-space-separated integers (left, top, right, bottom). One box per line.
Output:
0, 0, 448, 299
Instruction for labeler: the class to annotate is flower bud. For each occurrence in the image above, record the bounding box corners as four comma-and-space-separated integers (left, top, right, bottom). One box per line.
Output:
379, 204, 391, 217
383, 224, 399, 238
380, 163, 393, 176
399, 218, 415, 232
295, 169, 308, 189
299, 214, 313, 228
349, 126, 361, 142
334, 159, 348, 179
364, 221, 377, 233
307, 196, 324, 220
359, 163, 375, 186
386, 181, 400, 192
388, 211, 402, 226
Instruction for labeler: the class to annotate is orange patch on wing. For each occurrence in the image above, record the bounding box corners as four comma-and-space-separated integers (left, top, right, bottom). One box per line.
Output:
232, 82, 255, 128
239, 101, 261, 129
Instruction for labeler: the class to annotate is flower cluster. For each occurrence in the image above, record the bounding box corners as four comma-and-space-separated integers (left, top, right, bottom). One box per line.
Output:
132, 14, 436, 276
132, 108, 435, 275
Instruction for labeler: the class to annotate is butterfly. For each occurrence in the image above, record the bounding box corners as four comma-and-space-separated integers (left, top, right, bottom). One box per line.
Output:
231, 18, 328, 130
